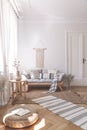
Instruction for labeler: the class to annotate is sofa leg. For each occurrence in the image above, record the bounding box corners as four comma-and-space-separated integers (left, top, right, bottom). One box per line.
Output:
57, 85, 63, 91
57, 80, 64, 91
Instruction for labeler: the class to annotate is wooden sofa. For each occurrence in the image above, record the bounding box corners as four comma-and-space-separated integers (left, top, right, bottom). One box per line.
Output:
23, 69, 65, 91
27, 79, 65, 91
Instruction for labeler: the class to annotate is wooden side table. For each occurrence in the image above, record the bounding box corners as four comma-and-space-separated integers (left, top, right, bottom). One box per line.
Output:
9, 80, 27, 103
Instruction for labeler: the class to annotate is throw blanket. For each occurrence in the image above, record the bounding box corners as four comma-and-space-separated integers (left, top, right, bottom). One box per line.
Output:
48, 79, 57, 93
48, 73, 65, 93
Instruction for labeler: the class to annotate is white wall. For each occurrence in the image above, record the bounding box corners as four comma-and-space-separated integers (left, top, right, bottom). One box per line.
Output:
18, 20, 87, 72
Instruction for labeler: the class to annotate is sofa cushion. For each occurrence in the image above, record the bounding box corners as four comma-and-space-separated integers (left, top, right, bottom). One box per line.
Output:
56, 73, 65, 81
48, 69, 59, 79
40, 72, 55, 80
26, 73, 31, 79
25, 69, 63, 81
49, 73, 54, 79
30, 69, 42, 79
22, 71, 31, 79
43, 73, 49, 79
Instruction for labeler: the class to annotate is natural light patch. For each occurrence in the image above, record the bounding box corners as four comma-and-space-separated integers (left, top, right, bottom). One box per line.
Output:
0, 124, 5, 129
27, 113, 38, 122
34, 118, 45, 130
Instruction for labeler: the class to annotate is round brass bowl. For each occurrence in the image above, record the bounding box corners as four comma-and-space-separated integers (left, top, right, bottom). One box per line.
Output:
3, 104, 39, 128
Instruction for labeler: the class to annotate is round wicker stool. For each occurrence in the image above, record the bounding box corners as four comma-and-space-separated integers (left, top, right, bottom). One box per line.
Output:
3, 104, 39, 128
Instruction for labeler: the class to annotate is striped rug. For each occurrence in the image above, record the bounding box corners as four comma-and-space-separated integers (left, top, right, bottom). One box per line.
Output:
32, 95, 87, 130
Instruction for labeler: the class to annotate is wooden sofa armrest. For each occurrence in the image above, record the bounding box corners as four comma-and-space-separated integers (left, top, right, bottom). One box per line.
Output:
57, 79, 65, 91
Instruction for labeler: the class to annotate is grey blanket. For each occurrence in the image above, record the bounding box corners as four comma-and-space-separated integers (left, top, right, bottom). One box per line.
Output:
48, 72, 65, 93
48, 79, 57, 93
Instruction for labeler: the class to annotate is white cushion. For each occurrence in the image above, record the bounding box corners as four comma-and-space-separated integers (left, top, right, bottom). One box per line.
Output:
43, 73, 49, 79
57, 73, 64, 81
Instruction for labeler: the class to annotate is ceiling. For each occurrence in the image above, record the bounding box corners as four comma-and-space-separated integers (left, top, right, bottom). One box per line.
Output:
10, 0, 87, 22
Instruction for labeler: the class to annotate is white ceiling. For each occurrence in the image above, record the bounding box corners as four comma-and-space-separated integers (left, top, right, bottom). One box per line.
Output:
10, 0, 87, 22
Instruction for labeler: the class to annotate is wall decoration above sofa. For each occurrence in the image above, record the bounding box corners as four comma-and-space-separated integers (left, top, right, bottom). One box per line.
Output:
33, 48, 47, 68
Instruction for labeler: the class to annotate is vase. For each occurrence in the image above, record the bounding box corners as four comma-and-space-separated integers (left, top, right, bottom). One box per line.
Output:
16, 70, 21, 81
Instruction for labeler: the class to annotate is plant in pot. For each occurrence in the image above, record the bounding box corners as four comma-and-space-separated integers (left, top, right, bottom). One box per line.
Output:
64, 74, 74, 91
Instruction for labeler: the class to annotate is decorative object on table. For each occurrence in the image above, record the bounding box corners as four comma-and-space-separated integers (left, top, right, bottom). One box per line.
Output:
13, 59, 21, 81
64, 74, 74, 90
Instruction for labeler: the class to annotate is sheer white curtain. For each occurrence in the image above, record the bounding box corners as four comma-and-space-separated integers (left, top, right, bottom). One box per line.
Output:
0, 0, 17, 74
9, 1, 17, 74
0, 0, 10, 76
0, 0, 18, 105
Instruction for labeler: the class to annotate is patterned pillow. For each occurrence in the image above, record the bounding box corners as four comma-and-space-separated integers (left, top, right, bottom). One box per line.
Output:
30, 69, 41, 79
48, 69, 58, 79
49, 73, 54, 79
26, 73, 31, 79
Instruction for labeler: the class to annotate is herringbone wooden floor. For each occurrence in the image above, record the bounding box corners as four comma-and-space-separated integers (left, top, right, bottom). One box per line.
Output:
0, 86, 87, 130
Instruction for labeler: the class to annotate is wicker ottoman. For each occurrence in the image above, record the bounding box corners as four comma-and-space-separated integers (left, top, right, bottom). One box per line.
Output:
3, 104, 39, 128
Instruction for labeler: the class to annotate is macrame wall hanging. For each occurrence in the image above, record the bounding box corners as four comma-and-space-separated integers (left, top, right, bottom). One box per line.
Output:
33, 48, 47, 68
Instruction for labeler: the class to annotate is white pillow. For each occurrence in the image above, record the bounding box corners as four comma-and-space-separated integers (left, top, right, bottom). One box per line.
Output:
21, 75, 27, 80
43, 73, 49, 79
57, 73, 64, 81
48, 69, 57, 74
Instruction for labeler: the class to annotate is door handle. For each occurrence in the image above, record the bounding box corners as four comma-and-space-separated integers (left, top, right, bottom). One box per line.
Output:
83, 58, 86, 64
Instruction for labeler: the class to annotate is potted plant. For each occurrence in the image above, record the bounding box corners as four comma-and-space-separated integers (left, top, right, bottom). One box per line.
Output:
64, 74, 74, 90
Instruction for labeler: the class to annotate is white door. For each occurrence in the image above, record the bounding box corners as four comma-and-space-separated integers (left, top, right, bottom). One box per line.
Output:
82, 33, 87, 85
66, 32, 87, 86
